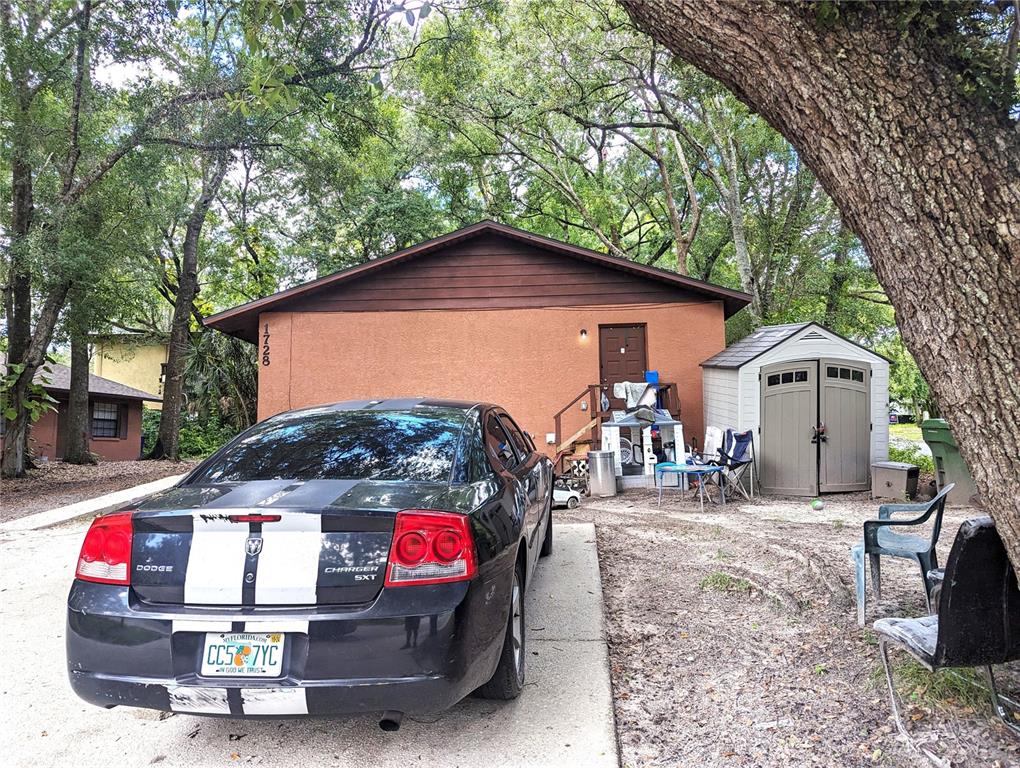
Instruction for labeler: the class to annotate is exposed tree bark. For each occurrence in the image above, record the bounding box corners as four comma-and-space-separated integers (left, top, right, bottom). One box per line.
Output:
648, 126, 688, 272
7, 156, 33, 367
149, 153, 230, 460
698, 231, 731, 283
63, 331, 96, 465
715, 126, 757, 316
618, 0, 1020, 567
824, 225, 854, 327
4, 155, 35, 466
1, 283, 73, 476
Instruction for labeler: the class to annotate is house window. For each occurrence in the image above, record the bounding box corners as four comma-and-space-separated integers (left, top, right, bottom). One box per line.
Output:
852, 369, 865, 382
794, 370, 808, 382
92, 402, 120, 438
767, 374, 780, 386
827, 366, 839, 378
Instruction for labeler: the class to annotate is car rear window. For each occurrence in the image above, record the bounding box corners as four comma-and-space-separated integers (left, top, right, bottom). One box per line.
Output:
191, 408, 466, 483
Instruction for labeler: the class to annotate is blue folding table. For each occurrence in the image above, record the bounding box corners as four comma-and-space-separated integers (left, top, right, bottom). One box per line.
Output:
656, 462, 725, 511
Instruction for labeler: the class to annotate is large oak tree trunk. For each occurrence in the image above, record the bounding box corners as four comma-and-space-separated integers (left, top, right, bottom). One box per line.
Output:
1, 286, 72, 477
62, 332, 96, 465
618, 1, 1020, 566
3, 150, 36, 468
149, 154, 230, 460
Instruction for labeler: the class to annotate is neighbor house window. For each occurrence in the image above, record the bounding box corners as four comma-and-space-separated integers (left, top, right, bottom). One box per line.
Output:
92, 403, 120, 438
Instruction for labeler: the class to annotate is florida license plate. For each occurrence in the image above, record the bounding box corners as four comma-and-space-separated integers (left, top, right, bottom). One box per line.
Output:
201, 632, 285, 677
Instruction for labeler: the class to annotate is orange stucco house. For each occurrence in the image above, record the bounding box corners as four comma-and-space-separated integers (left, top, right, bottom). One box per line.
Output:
206, 221, 750, 460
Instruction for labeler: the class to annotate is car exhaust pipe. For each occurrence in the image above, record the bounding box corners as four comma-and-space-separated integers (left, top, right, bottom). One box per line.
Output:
379, 711, 403, 732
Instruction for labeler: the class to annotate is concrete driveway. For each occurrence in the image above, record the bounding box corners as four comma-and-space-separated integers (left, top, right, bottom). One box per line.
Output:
1, 522, 617, 768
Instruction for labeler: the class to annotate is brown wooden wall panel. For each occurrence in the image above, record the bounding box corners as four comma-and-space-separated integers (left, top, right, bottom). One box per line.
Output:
288, 232, 713, 312
296, 293, 699, 312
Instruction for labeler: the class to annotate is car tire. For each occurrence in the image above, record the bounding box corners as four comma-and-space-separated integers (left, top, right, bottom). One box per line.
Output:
477, 561, 526, 700
566, 495, 579, 509
539, 493, 553, 557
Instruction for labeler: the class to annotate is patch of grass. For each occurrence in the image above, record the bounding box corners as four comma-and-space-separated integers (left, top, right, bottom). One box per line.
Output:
699, 571, 752, 593
888, 444, 935, 474
813, 663, 828, 676
833, 519, 845, 531
889, 423, 923, 442
713, 548, 735, 561
876, 658, 987, 711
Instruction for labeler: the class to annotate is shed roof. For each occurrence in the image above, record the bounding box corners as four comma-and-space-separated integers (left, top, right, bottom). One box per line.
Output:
700, 323, 811, 369
35, 363, 162, 402
701, 321, 889, 369
205, 220, 751, 343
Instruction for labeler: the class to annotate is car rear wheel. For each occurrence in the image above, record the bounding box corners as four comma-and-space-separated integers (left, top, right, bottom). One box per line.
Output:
477, 563, 525, 700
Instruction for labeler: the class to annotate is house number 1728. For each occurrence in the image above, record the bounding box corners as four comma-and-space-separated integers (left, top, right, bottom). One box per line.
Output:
261, 323, 271, 366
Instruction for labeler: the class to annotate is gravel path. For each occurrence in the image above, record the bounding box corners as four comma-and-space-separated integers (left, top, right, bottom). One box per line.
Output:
559, 491, 1019, 767
0, 460, 197, 523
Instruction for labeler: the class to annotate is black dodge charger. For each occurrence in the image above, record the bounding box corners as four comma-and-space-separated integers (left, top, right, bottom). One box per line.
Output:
67, 399, 554, 727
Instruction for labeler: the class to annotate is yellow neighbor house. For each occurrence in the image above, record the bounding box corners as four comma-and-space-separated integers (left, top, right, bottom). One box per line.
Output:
90, 335, 168, 410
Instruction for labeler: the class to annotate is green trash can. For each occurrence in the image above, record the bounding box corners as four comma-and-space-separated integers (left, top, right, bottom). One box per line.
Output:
921, 418, 978, 506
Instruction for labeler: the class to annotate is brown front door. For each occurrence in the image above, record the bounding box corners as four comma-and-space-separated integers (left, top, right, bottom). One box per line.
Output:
599, 324, 648, 409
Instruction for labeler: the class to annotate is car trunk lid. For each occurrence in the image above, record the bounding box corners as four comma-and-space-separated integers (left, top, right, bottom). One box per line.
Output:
129, 479, 452, 606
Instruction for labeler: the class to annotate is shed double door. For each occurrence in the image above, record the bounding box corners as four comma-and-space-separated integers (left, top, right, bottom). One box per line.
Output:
759, 359, 871, 496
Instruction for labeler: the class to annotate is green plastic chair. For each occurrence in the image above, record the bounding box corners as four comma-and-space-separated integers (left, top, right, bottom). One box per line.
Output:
852, 483, 954, 626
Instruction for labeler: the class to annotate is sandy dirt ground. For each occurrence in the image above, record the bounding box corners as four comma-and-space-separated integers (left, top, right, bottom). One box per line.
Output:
559, 489, 1019, 767
0, 459, 197, 523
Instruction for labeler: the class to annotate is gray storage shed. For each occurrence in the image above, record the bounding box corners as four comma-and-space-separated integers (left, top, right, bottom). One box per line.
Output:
701, 322, 890, 496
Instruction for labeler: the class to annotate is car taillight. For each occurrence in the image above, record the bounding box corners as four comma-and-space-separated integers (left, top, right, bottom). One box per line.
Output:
385, 510, 477, 587
75, 512, 133, 585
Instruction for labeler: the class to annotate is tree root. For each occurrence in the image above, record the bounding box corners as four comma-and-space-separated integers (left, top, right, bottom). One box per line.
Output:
766, 541, 854, 612
709, 564, 803, 614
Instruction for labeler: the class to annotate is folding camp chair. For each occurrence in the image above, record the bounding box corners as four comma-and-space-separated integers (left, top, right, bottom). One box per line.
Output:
706, 428, 757, 500
700, 426, 723, 463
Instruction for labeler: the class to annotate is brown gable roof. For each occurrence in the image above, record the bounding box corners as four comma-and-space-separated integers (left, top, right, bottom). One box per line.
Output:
205, 220, 751, 343
35, 363, 162, 402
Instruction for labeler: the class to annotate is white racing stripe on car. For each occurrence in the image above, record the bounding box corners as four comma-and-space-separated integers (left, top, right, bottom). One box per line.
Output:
171, 619, 233, 634
184, 515, 249, 605
240, 687, 308, 715
243, 620, 310, 634
167, 685, 230, 714
255, 513, 322, 605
